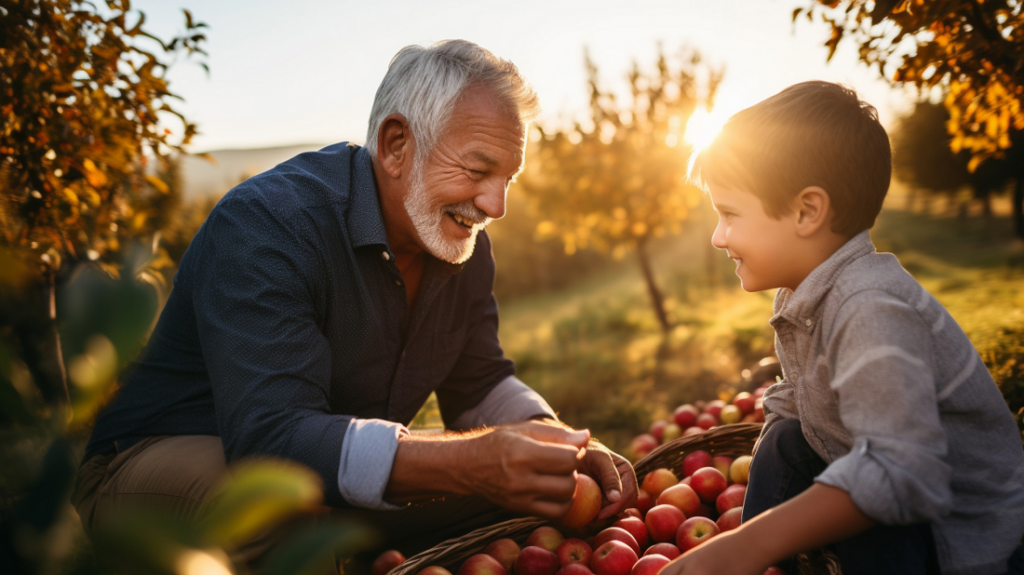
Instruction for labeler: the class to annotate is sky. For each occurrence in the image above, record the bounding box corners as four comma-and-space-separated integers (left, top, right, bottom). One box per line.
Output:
131, 0, 917, 153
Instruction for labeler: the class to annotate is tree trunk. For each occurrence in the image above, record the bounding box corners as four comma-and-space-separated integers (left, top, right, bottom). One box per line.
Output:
15, 273, 69, 409
1014, 177, 1024, 240
636, 239, 672, 334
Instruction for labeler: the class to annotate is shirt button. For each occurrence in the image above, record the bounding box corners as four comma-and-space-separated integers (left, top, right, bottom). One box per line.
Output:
804, 319, 813, 327
382, 251, 390, 261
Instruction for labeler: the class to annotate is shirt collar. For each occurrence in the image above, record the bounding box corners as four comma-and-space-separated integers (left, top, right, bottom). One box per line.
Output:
346, 145, 390, 249
771, 230, 875, 330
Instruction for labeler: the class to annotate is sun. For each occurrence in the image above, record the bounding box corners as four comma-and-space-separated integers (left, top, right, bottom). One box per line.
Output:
684, 107, 729, 153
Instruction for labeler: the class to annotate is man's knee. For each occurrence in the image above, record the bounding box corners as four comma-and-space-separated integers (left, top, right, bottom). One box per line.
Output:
757, 418, 805, 462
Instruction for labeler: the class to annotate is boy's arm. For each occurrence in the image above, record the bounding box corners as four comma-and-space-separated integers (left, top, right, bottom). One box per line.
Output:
660, 483, 874, 575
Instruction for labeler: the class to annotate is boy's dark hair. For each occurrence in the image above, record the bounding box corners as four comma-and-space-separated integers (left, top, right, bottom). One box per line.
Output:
691, 81, 891, 236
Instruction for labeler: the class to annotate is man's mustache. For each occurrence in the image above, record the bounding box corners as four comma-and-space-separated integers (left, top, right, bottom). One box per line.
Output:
443, 201, 490, 227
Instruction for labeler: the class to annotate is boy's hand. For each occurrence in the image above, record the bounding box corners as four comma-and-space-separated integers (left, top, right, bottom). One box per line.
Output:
660, 531, 771, 575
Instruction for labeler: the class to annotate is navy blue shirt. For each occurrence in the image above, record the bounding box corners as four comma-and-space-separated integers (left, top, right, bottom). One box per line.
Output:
86, 143, 516, 506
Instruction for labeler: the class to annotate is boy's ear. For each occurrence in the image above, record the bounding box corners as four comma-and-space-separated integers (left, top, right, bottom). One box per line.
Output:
792, 186, 833, 237
376, 113, 415, 180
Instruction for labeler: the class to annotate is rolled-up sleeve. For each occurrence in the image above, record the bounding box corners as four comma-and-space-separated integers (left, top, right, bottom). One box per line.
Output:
814, 290, 952, 524
758, 376, 799, 450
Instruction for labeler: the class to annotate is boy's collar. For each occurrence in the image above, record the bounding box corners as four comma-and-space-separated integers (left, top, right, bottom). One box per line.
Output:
771, 230, 875, 331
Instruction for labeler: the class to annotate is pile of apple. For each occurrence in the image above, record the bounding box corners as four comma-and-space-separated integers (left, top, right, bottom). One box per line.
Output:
372, 449, 787, 575
628, 383, 771, 462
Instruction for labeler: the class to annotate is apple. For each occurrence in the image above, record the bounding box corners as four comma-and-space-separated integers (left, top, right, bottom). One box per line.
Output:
682, 426, 704, 437
741, 413, 758, 423
636, 489, 654, 515
644, 504, 685, 543
593, 527, 639, 556
672, 404, 699, 428
556, 539, 593, 567
762, 568, 786, 575
630, 434, 659, 460
675, 516, 720, 552
661, 423, 682, 442
621, 508, 641, 519
691, 503, 715, 518
696, 413, 717, 430
690, 467, 728, 504
612, 517, 649, 550
648, 420, 668, 442
516, 546, 560, 575
372, 550, 406, 575
716, 507, 742, 532
719, 404, 742, 424
733, 392, 755, 415
527, 526, 565, 554
484, 539, 521, 573
703, 400, 726, 420
712, 455, 733, 479
753, 386, 768, 398
681, 450, 712, 478
555, 564, 594, 575
716, 484, 746, 515
417, 567, 454, 575
563, 473, 602, 530
589, 541, 637, 575
629, 554, 670, 575
640, 468, 678, 499
458, 554, 507, 575
679, 476, 692, 487
754, 399, 766, 422
656, 483, 700, 517
729, 456, 752, 485
643, 543, 680, 560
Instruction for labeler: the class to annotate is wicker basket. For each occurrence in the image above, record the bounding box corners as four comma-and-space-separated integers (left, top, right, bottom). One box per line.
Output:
391, 423, 840, 575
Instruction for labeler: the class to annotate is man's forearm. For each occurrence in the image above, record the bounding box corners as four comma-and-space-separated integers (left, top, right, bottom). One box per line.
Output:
382, 430, 486, 504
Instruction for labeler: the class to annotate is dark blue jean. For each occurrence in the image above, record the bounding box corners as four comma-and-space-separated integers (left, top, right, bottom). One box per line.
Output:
741, 418, 941, 575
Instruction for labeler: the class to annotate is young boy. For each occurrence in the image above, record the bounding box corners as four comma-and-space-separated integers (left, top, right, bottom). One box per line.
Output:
662, 82, 1024, 575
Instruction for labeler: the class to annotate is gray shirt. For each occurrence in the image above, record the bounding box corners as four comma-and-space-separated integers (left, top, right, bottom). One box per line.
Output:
760, 230, 1024, 575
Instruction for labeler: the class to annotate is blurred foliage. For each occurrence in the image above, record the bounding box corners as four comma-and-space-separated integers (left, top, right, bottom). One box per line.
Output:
518, 45, 722, 332
796, 0, 1024, 237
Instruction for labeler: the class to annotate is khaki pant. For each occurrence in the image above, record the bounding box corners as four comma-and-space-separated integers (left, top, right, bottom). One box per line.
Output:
72, 435, 520, 572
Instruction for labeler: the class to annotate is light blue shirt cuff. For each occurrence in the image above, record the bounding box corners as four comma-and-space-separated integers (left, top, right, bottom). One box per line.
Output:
448, 375, 556, 430
338, 418, 409, 510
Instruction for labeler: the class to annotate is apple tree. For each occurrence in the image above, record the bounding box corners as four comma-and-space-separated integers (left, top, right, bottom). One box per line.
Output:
518, 47, 722, 333
794, 0, 1024, 237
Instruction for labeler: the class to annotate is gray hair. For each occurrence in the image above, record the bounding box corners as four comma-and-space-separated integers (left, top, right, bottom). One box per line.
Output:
365, 40, 541, 162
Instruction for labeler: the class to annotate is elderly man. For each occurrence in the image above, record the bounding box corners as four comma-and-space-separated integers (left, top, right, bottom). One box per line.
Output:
72, 40, 637, 560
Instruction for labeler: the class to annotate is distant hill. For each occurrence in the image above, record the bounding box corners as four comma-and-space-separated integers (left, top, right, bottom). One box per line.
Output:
179, 143, 330, 199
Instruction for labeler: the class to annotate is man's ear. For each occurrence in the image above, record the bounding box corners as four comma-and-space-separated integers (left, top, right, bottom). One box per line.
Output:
376, 113, 415, 180
792, 186, 833, 237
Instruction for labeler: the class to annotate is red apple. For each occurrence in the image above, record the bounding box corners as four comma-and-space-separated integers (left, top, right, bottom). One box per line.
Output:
644, 504, 685, 543
555, 564, 594, 575
681, 450, 712, 478
630, 434, 658, 460
527, 527, 565, 554
703, 400, 726, 419
636, 489, 653, 515
563, 473, 602, 530
679, 476, 692, 487
754, 399, 766, 422
593, 527, 639, 556
672, 404, 699, 428
696, 413, 717, 430
588, 541, 637, 575
716, 484, 746, 515
417, 567, 453, 575
458, 553, 507, 575
640, 468, 678, 500
741, 413, 758, 423
656, 483, 700, 517
661, 423, 682, 442
516, 546, 559, 575
719, 404, 742, 425
621, 508, 641, 519
694, 399, 706, 410
691, 504, 715, 519
629, 554, 670, 575
716, 507, 742, 532
682, 426, 704, 437
675, 516, 720, 552
643, 543, 680, 560
733, 392, 755, 415
648, 420, 668, 442
484, 539, 521, 573
556, 539, 593, 567
712, 455, 733, 480
690, 467, 728, 504
612, 517, 649, 550
372, 550, 406, 575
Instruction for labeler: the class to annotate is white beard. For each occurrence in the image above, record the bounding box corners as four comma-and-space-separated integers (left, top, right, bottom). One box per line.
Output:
404, 159, 492, 264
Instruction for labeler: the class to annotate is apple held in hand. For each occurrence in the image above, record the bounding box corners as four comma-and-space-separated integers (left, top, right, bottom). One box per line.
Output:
563, 473, 602, 530
372, 550, 406, 575
629, 554, 670, 575
644, 504, 685, 543
643, 543, 679, 560
656, 483, 700, 517
516, 546, 560, 575
612, 517, 649, 550
640, 468, 678, 499
716, 507, 742, 532
458, 553, 508, 575
556, 539, 593, 567
484, 539, 521, 573
589, 541, 638, 575
675, 516, 720, 552
681, 450, 711, 478
690, 467, 728, 504
715, 484, 746, 515
527, 527, 565, 554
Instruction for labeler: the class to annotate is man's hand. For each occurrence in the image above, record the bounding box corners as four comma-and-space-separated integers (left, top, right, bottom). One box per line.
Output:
579, 441, 638, 519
